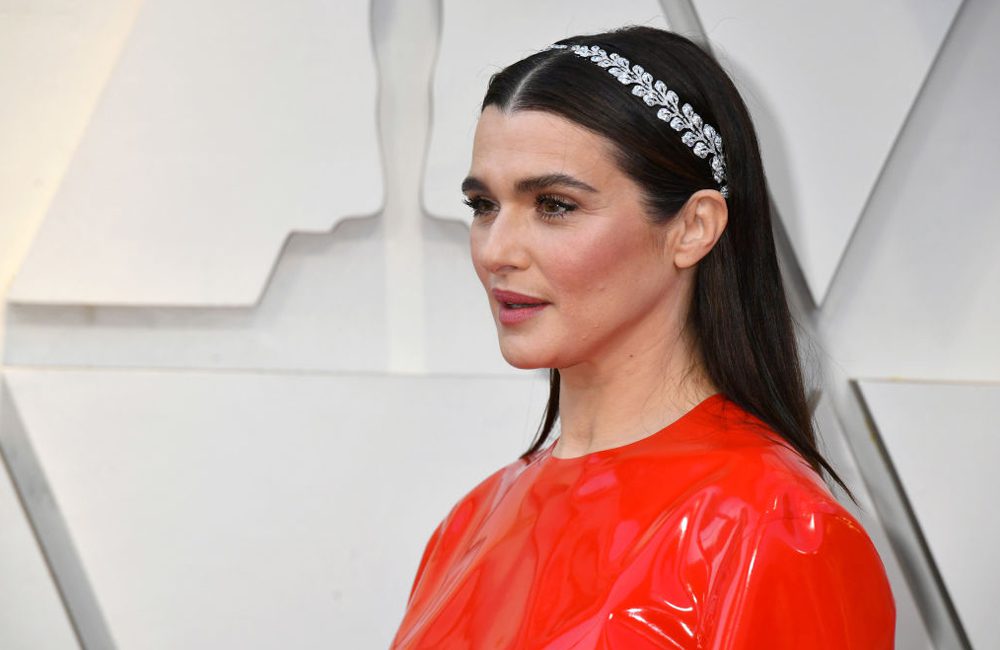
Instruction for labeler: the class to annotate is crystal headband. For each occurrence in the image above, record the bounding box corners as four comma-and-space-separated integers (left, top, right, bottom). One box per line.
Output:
543, 43, 729, 198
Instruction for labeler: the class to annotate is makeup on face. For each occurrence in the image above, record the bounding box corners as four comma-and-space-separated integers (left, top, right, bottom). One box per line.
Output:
466, 108, 677, 371
492, 288, 550, 325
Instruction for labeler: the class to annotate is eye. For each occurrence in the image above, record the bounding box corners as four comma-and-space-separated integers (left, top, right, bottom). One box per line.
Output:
462, 196, 497, 218
535, 194, 577, 220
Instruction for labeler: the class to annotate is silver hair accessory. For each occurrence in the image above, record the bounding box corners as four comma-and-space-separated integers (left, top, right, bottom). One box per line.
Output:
543, 43, 729, 198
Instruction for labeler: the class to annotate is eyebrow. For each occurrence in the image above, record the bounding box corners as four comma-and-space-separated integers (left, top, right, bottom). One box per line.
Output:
460, 173, 599, 195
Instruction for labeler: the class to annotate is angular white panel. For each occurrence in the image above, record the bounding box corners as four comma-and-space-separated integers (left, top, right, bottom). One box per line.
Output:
8, 0, 381, 306
856, 380, 999, 650
424, 0, 669, 221
5, 223, 394, 372
0, 386, 79, 650
4, 368, 548, 649
692, 0, 961, 304
820, 0, 1000, 382
0, 0, 140, 290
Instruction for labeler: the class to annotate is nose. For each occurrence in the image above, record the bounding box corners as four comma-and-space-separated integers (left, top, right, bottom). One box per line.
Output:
471, 208, 531, 275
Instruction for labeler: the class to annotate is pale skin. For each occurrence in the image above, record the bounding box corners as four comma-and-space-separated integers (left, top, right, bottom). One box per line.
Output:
464, 107, 730, 458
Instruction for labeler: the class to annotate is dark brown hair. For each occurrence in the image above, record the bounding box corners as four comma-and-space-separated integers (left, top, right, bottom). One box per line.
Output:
479, 25, 853, 500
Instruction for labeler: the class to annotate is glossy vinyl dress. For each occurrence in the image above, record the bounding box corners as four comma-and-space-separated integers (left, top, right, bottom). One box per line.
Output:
390, 393, 896, 649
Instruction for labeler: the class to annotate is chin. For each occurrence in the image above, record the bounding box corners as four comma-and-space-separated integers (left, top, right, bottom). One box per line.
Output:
500, 352, 547, 370
497, 343, 555, 370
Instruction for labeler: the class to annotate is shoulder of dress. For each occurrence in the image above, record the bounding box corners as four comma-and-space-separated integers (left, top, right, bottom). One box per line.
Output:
704, 484, 896, 648
680, 428, 849, 525
433, 454, 531, 530
473, 453, 536, 496
675, 431, 891, 597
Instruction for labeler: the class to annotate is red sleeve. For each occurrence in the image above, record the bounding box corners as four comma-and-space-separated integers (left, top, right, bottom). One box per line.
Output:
706, 508, 896, 649
406, 518, 446, 605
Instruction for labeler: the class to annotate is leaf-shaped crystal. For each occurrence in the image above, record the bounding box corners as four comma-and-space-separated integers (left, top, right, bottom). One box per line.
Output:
682, 131, 697, 146
693, 142, 710, 158
681, 103, 694, 119
669, 116, 685, 131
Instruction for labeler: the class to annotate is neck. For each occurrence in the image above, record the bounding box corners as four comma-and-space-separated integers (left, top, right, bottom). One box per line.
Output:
551, 306, 717, 459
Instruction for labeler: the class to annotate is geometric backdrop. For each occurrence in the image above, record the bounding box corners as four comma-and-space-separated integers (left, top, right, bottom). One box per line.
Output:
1, 0, 996, 647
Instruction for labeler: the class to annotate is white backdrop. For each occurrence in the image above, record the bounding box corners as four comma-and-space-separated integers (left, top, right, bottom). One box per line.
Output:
1, 0, 996, 648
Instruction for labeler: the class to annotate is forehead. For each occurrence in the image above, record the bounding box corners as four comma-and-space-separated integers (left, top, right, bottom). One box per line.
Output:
469, 107, 618, 183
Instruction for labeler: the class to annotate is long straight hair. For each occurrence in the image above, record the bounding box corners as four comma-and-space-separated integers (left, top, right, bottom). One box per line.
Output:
480, 25, 853, 500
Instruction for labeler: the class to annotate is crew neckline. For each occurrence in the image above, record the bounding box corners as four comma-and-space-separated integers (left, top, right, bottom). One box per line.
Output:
542, 392, 725, 463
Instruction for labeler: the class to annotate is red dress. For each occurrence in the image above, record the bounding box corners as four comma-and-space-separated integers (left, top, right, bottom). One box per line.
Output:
391, 393, 896, 649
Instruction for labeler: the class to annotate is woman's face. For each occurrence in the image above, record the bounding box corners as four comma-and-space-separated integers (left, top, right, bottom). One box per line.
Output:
465, 107, 689, 371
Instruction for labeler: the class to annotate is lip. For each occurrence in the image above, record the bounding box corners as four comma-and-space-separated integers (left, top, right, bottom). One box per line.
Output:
491, 288, 550, 326
492, 289, 548, 305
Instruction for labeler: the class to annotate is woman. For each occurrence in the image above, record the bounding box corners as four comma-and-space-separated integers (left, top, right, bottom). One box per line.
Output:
392, 25, 895, 649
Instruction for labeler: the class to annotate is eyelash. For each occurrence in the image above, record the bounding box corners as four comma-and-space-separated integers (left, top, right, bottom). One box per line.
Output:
462, 194, 578, 220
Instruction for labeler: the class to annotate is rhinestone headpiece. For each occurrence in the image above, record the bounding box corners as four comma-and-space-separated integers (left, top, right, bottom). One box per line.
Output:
543, 43, 729, 198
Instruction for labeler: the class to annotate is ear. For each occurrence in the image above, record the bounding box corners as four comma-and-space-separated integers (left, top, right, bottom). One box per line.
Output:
672, 189, 728, 269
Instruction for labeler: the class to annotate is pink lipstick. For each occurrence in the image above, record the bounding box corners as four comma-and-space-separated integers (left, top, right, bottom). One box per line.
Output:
492, 289, 550, 325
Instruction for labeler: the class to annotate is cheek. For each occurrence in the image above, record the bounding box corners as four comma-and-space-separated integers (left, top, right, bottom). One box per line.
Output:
544, 227, 643, 301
